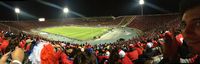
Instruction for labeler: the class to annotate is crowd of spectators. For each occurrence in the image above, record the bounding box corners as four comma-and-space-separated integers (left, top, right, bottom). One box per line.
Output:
0, 25, 197, 64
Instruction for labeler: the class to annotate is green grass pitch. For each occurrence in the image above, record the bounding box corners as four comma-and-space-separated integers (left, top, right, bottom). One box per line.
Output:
40, 26, 110, 41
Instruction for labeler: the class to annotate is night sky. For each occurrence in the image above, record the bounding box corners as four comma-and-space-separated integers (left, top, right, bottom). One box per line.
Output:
0, 0, 181, 20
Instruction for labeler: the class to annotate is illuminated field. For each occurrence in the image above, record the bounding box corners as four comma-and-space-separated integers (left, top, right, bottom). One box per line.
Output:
40, 26, 110, 41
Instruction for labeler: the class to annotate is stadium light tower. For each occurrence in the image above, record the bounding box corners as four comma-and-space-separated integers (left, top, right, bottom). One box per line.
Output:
15, 8, 20, 21
63, 7, 69, 21
139, 0, 144, 15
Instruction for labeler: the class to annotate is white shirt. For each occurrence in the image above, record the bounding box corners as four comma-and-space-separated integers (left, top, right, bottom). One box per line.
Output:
105, 51, 110, 57
119, 50, 126, 58
147, 42, 153, 48
28, 41, 48, 64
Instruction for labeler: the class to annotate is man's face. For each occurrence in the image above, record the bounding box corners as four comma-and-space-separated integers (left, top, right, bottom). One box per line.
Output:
182, 6, 200, 53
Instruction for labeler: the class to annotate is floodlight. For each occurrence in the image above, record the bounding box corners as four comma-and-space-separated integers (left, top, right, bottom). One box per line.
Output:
139, 0, 144, 5
15, 8, 20, 14
38, 18, 45, 22
63, 7, 69, 13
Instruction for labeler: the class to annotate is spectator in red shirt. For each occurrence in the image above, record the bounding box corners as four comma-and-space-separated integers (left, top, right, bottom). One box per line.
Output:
0, 37, 10, 54
127, 47, 139, 63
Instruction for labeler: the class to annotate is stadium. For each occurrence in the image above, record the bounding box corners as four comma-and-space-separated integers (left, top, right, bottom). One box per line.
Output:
0, 0, 199, 64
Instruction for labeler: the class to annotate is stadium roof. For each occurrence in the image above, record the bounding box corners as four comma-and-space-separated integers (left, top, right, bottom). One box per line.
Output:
0, 0, 180, 20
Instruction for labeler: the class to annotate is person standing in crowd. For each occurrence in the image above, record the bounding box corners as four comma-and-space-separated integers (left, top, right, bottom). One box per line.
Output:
166, 0, 200, 63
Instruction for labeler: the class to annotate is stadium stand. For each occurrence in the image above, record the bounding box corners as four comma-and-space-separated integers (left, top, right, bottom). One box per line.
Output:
0, 17, 121, 31
128, 13, 180, 32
